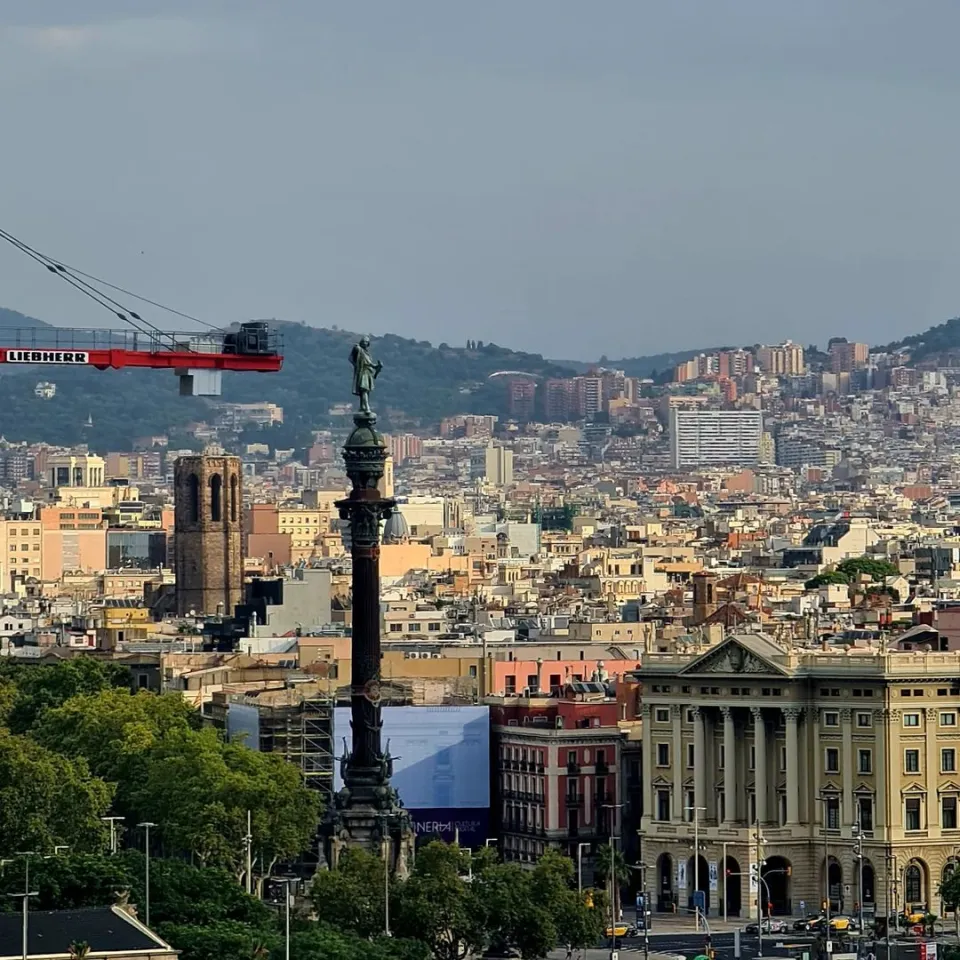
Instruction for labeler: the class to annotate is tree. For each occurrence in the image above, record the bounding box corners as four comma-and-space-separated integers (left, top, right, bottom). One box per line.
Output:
309, 848, 389, 939
804, 571, 850, 591
0, 853, 134, 911
391, 842, 483, 960
0, 731, 112, 854
0, 658, 130, 734
68, 942, 91, 960
157, 921, 280, 960
940, 869, 960, 937
836, 557, 898, 583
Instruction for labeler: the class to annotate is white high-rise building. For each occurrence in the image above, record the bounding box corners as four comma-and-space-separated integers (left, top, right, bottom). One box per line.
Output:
670, 409, 763, 468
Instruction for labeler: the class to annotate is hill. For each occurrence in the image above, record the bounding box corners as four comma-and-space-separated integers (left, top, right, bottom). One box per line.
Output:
0, 310, 576, 450
879, 316, 960, 364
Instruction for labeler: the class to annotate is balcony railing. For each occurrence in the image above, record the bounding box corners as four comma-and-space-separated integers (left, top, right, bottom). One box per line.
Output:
566, 793, 583, 807
596, 760, 610, 775
567, 761, 581, 774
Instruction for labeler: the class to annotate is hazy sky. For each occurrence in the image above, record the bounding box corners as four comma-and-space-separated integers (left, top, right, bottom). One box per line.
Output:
2, 2, 960, 360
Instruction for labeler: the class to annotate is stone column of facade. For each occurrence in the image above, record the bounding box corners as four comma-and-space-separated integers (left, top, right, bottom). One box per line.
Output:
722, 706, 736, 823
784, 707, 801, 825
752, 707, 767, 825
693, 707, 706, 817
842, 708, 854, 828
925, 707, 940, 828
642, 703, 654, 822
874, 708, 887, 835
888, 710, 901, 830
672, 705, 684, 821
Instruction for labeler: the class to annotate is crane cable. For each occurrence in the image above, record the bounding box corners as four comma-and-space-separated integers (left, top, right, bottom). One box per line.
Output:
0, 227, 224, 347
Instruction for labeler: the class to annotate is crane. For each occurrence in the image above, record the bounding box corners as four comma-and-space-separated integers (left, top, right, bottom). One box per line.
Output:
0, 228, 283, 396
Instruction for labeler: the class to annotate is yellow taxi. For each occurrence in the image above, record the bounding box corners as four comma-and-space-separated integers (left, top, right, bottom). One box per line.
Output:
605, 924, 631, 939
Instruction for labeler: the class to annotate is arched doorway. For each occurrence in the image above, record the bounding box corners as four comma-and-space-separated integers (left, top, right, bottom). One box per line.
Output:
762, 856, 793, 916
687, 854, 710, 915
941, 860, 959, 918
656, 853, 674, 912
904, 859, 928, 909
724, 856, 742, 917
823, 857, 843, 913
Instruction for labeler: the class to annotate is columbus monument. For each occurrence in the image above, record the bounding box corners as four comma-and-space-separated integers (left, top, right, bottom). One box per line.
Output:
321, 335, 414, 870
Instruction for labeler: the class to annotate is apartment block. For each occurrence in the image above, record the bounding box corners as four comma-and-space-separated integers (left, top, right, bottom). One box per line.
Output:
670, 408, 763, 468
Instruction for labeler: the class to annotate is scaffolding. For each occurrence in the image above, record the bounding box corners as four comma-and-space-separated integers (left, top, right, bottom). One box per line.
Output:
237, 686, 335, 804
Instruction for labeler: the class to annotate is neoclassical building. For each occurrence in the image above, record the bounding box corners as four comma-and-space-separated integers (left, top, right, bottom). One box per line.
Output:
632, 632, 960, 919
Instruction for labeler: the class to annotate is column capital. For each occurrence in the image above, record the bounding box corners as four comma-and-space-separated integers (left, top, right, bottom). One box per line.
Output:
840, 708, 853, 723
671, 704, 683, 719
720, 705, 733, 720
691, 706, 702, 720
783, 706, 803, 722
925, 707, 937, 722
641, 703, 652, 718
750, 706, 764, 722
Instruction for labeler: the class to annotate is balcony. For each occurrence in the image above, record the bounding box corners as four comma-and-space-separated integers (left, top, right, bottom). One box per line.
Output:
596, 759, 610, 775
566, 793, 583, 807
567, 761, 581, 774
595, 791, 613, 806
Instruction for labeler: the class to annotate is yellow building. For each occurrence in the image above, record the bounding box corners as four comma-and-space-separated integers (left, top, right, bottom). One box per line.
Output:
95, 599, 151, 649
634, 632, 960, 920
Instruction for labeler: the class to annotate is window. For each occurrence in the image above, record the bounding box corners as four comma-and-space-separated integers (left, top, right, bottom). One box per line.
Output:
944, 749, 957, 773
749, 746, 756, 771
942, 712, 958, 727
655, 708, 670, 723
825, 748, 840, 773
858, 796, 874, 832
389, 623, 402, 632
686, 708, 696, 723
749, 792, 756, 824
905, 863, 923, 900
719, 745, 725, 767
824, 711, 840, 727
857, 712, 873, 728
567, 750, 577, 766
858, 749, 872, 774
428, 622, 440, 632
230, 474, 239, 522
656, 789, 670, 822
505, 675, 516, 695
825, 795, 840, 829
780, 746, 787, 772
685, 790, 695, 818
408, 623, 421, 632
904, 713, 921, 727
944, 797, 959, 830
209, 473, 222, 522
905, 749, 920, 773
905, 797, 922, 832
687, 744, 695, 768
656, 743, 670, 767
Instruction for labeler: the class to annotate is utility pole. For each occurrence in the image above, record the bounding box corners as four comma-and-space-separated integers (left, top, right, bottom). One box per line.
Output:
819, 795, 832, 954
138, 822, 157, 928
753, 822, 765, 960
276, 877, 296, 960
602, 803, 624, 960
243, 810, 253, 896
685, 804, 706, 932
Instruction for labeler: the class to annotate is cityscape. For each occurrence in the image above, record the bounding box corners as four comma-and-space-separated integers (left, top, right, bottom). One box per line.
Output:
4, 4, 960, 960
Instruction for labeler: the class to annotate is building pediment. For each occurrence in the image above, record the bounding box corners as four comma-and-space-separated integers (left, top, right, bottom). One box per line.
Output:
651, 775, 672, 788
854, 782, 875, 795
938, 780, 960, 794
679, 634, 790, 677
901, 781, 927, 795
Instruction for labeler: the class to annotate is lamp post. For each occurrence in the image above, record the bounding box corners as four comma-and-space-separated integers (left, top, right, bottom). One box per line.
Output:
684, 804, 706, 932
602, 803, 625, 960
101, 816, 125, 854
752, 823, 766, 959
138, 822, 157, 928
577, 842, 592, 894
275, 877, 297, 960
852, 820, 864, 943
818, 794, 833, 952
8, 888, 37, 960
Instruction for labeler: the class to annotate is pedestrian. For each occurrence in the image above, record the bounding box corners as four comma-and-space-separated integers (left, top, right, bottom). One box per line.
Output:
566, 944, 573, 960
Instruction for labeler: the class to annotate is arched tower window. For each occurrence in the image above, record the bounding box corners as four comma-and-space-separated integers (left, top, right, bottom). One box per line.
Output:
210, 473, 222, 522
229, 474, 238, 522
188, 474, 200, 523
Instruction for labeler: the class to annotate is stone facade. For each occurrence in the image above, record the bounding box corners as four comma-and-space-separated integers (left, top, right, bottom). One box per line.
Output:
173, 455, 243, 616
633, 632, 960, 921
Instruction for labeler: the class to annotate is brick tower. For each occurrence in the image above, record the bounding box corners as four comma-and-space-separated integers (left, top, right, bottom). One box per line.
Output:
174, 454, 243, 616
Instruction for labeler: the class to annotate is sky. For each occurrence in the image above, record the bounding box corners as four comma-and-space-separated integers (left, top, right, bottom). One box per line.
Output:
2, 2, 960, 361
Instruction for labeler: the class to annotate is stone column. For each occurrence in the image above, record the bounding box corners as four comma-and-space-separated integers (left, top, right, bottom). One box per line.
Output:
926, 708, 939, 827
784, 707, 801, 825
874, 708, 887, 836
752, 707, 767, 825
672, 705, 684, 821
722, 706, 736, 823
842, 708, 854, 829
642, 703, 653, 822
694, 706, 706, 817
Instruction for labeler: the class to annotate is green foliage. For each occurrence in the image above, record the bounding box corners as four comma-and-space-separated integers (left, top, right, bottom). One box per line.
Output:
835, 556, 898, 582
941, 869, 960, 911
0, 853, 133, 912
156, 920, 279, 960
0, 657, 130, 734
0, 731, 112, 854
391, 842, 482, 960
804, 571, 850, 590
309, 848, 388, 939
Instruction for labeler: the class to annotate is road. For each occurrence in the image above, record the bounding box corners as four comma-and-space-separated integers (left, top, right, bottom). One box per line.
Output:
611, 930, 818, 960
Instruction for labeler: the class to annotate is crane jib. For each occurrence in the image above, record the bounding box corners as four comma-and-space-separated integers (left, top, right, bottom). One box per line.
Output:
4, 349, 91, 364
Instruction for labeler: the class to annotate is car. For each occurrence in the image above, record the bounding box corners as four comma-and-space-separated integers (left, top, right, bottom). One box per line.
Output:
744, 919, 787, 935
605, 924, 634, 939
794, 914, 822, 932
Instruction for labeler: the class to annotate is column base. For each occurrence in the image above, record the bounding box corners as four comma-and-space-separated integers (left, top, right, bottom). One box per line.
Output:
319, 803, 416, 877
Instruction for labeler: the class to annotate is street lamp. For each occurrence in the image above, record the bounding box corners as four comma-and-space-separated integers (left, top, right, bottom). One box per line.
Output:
852, 820, 864, 942
8, 888, 37, 960
576, 842, 592, 894
602, 803, 624, 960
101, 816, 125, 854
275, 877, 297, 960
138, 822, 157, 928
818, 794, 833, 952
